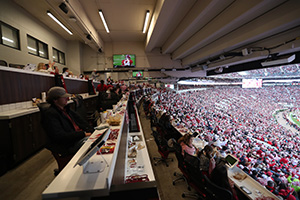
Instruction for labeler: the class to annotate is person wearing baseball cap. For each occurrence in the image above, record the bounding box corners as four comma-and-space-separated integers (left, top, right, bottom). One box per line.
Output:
46, 86, 72, 104
43, 86, 93, 156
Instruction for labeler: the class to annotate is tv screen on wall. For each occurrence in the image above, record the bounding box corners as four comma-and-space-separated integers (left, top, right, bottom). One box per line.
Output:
133, 71, 143, 78
113, 54, 136, 68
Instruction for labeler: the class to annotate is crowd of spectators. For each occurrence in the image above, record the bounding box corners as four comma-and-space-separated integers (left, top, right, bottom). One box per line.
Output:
10, 60, 95, 80
214, 64, 300, 78
95, 81, 153, 112
33, 61, 90, 80
154, 86, 300, 199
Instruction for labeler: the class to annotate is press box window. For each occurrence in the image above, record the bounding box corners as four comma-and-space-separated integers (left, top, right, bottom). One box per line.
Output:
27, 35, 48, 59
53, 48, 65, 65
0, 21, 20, 50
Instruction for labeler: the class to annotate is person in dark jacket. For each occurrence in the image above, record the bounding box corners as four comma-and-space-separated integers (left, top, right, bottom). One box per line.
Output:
44, 87, 93, 155
210, 164, 239, 200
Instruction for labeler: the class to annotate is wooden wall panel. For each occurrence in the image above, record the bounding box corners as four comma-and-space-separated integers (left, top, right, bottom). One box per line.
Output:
0, 71, 13, 104
0, 69, 90, 105
64, 79, 88, 94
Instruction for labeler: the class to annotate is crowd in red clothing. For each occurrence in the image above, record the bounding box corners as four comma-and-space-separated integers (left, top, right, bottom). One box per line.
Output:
215, 64, 300, 78
155, 86, 300, 199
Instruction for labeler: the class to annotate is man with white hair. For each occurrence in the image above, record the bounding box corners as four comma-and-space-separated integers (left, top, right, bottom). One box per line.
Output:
91, 69, 100, 80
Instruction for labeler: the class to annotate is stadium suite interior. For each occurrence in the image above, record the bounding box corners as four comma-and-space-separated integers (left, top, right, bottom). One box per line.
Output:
1, 0, 300, 200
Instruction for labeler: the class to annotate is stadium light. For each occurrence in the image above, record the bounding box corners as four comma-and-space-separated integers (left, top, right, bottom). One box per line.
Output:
261, 54, 295, 67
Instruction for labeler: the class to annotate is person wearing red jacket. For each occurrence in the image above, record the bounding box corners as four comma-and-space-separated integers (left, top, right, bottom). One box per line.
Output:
278, 183, 297, 200
96, 80, 108, 92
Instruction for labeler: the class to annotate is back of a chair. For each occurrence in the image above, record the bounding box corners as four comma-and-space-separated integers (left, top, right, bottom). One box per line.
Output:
37, 102, 52, 151
184, 152, 200, 169
72, 94, 85, 110
152, 130, 164, 148
71, 94, 89, 121
150, 111, 158, 126
37, 102, 51, 127
153, 130, 170, 157
184, 152, 201, 182
152, 131, 160, 145
203, 175, 233, 200
184, 152, 207, 197
155, 123, 165, 137
173, 140, 184, 169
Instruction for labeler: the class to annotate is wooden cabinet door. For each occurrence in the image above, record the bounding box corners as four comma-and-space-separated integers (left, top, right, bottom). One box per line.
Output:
0, 120, 11, 175
10, 115, 34, 164
31, 112, 47, 150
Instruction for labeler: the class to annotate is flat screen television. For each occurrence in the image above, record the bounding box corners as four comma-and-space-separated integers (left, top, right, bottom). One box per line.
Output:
133, 71, 143, 78
74, 128, 111, 167
113, 54, 136, 68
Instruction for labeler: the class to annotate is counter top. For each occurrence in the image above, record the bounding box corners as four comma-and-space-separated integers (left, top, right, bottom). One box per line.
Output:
0, 93, 98, 120
228, 166, 279, 200
0, 106, 40, 120
42, 100, 128, 199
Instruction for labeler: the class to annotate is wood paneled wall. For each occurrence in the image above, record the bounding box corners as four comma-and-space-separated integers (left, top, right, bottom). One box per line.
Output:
0, 69, 92, 105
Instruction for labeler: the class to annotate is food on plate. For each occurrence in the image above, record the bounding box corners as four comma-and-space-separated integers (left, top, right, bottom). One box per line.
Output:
233, 172, 247, 180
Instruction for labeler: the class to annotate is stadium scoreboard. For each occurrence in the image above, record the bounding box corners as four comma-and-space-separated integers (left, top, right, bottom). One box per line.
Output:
242, 79, 262, 88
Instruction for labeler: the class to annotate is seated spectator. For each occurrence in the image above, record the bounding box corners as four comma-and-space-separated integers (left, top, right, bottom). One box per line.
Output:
110, 86, 122, 102
278, 183, 297, 200
210, 164, 239, 200
273, 173, 283, 186
44, 87, 93, 155
198, 144, 216, 176
120, 84, 128, 93
107, 76, 113, 84
36, 62, 48, 73
257, 174, 268, 186
97, 85, 119, 111
242, 162, 251, 175
265, 180, 279, 195
178, 133, 197, 156
62, 67, 70, 77
47, 61, 55, 73
250, 170, 259, 181
287, 174, 300, 194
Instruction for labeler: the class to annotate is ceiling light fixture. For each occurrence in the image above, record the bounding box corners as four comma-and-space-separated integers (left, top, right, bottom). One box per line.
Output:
261, 54, 295, 67
98, 10, 110, 33
47, 11, 73, 35
143, 10, 150, 33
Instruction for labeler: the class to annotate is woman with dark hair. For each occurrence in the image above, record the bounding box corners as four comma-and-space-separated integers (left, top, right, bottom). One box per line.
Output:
96, 80, 107, 92
178, 133, 197, 156
197, 144, 216, 176
210, 164, 239, 200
